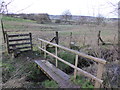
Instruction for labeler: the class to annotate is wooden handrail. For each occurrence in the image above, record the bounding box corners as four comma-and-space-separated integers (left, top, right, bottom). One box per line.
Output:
38, 46, 103, 84
38, 38, 106, 64
38, 38, 106, 88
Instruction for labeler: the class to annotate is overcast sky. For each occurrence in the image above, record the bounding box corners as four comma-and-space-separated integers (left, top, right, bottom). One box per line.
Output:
1, 0, 119, 18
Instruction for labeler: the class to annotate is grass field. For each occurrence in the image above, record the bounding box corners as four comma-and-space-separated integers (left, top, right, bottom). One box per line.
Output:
1, 16, 119, 88
2, 16, 118, 48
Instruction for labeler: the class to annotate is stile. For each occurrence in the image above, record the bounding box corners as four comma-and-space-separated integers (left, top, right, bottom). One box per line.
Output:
6, 33, 33, 53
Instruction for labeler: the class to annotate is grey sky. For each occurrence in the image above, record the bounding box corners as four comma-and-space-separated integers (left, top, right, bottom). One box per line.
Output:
1, 0, 119, 18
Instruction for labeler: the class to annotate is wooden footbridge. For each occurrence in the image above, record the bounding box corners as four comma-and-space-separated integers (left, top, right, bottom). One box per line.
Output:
34, 38, 106, 88
4, 33, 106, 88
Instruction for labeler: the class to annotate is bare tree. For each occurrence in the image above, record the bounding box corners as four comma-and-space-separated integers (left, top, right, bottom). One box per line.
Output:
107, 1, 119, 15
0, 0, 14, 14
96, 14, 105, 25
78, 16, 87, 25
61, 10, 72, 23
0, 1, 8, 14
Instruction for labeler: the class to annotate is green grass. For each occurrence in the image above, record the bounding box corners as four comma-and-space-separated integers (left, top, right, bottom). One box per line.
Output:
2, 63, 15, 72
4, 24, 25, 29
42, 80, 58, 88
71, 75, 94, 88
2, 16, 35, 22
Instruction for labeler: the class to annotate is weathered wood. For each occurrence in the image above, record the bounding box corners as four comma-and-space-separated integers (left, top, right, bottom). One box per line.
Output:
9, 42, 31, 46
6, 33, 33, 54
29, 33, 33, 51
20, 49, 31, 52
9, 38, 30, 42
74, 55, 78, 79
55, 46, 58, 67
46, 31, 59, 48
98, 31, 105, 45
6, 34, 10, 53
95, 63, 104, 88
1, 19, 6, 43
44, 43, 46, 58
9, 46, 31, 51
69, 32, 72, 48
38, 46, 103, 84
8, 34, 30, 37
34, 60, 79, 88
55, 31, 59, 44
40, 41, 42, 53
38, 38, 106, 64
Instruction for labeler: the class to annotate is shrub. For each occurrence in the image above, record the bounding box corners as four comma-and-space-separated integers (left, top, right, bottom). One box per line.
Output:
55, 19, 61, 23
58, 51, 75, 73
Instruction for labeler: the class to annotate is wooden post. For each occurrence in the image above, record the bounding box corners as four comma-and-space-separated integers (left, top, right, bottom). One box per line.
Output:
95, 63, 104, 88
98, 30, 105, 45
55, 31, 59, 44
55, 46, 58, 67
97, 31, 100, 46
40, 41, 42, 53
44, 43, 46, 58
1, 19, 6, 43
6, 33, 10, 53
29, 33, 33, 51
70, 32, 72, 48
74, 54, 78, 79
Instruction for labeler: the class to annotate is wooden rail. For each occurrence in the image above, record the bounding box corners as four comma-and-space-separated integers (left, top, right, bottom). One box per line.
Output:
38, 38, 106, 88
6, 33, 32, 53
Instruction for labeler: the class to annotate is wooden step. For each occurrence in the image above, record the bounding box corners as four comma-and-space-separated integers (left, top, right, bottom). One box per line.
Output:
34, 60, 80, 88
43, 60, 70, 81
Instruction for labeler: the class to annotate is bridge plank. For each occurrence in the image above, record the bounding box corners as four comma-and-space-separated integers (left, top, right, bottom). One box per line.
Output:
43, 60, 70, 81
34, 60, 80, 88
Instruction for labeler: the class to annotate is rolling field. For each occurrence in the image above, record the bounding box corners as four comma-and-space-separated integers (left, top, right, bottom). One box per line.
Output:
2, 16, 118, 48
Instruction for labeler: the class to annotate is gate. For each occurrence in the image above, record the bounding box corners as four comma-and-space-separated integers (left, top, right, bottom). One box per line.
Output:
6, 33, 32, 54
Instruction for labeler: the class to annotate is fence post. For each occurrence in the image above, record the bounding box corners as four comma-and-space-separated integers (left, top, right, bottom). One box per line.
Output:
55, 46, 58, 67
55, 31, 59, 44
69, 32, 72, 48
40, 41, 42, 53
29, 33, 33, 51
44, 42, 46, 58
95, 63, 104, 88
74, 54, 78, 79
1, 19, 6, 43
6, 33, 10, 53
